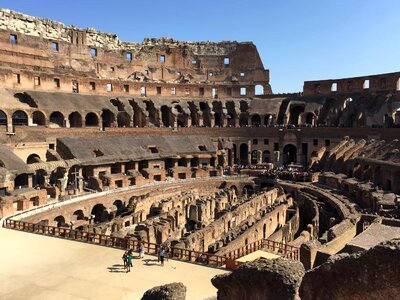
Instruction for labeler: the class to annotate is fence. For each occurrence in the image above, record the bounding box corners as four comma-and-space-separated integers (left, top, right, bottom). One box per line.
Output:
4, 218, 299, 270
4, 219, 227, 268
225, 238, 300, 261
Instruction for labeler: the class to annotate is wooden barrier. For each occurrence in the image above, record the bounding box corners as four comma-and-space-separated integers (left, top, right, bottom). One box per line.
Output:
4, 219, 226, 267
4, 219, 299, 268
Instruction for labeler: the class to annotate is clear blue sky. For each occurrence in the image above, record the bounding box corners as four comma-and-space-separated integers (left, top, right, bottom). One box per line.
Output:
2, 0, 400, 93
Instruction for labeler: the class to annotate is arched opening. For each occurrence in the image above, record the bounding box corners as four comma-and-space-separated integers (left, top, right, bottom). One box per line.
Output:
255, 84, 264, 96
304, 112, 315, 126
243, 184, 254, 196
263, 223, 267, 238
199, 102, 211, 127
251, 150, 259, 164
214, 112, 222, 127
262, 150, 271, 163
91, 204, 109, 223
33, 169, 46, 186
283, 144, 297, 165
85, 113, 99, 127
68, 112, 82, 128
289, 106, 304, 125
239, 143, 249, 165
14, 173, 29, 188
177, 114, 186, 127
264, 114, 273, 127
27, 154, 40, 164
49, 111, 64, 127
226, 113, 235, 127
32, 111, 46, 126
113, 200, 125, 216
101, 109, 115, 128
12, 110, 28, 126
117, 112, 131, 127
54, 215, 67, 227
251, 114, 261, 127
73, 210, 85, 221
239, 113, 248, 127
0, 110, 7, 126
161, 105, 172, 127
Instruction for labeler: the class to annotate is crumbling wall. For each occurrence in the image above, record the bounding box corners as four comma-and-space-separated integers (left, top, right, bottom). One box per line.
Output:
212, 258, 305, 300
300, 239, 400, 300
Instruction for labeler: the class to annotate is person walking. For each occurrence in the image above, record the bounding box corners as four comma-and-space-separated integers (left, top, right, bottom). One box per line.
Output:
139, 242, 145, 259
126, 253, 132, 273
122, 251, 128, 270
159, 246, 165, 267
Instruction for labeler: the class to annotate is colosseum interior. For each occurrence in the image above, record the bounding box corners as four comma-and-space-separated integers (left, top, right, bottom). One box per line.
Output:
0, 8, 400, 300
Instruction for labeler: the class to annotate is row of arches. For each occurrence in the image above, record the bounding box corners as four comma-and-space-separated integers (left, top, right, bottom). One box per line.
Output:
52, 200, 127, 227
0, 109, 132, 128
233, 143, 298, 165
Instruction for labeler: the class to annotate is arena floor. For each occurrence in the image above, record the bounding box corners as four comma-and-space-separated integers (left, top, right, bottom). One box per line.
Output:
0, 227, 227, 300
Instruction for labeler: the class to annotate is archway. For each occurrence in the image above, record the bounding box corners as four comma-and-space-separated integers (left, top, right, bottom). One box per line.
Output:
177, 113, 187, 127
117, 112, 131, 127
251, 114, 261, 127
226, 113, 235, 127
113, 200, 125, 216
255, 84, 264, 96
199, 102, 211, 127
283, 144, 297, 165
161, 105, 172, 127
32, 111, 46, 126
14, 173, 29, 188
393, 109, 400, 126
262, 150, 271, 163
12, 110, 28, 126
239, 143, 249, 165
243, 184, 254, 196
239, 113, 248, 127
49, 111, 64, 127
289, 106, 304, 125
101, 109, 115, 128
251, 150, 261, 165
27, 154, 41, 164
33, 169, 47, 186
85, 113, 99, 127
214, 112, 222, 127
68, 112, 82, 128
91, 204, 109, 223
54, 216, 66, 227
73, 210, 85, 221
304, 112, 315, 126
0, 110, 7, 126
264, 114, 273, 127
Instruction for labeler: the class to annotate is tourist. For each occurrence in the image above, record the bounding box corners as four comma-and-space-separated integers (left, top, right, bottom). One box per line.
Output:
159, 246, 165, 266
122, 250, 128, 269
139, 242, 145, 259
126, 253, 133, 273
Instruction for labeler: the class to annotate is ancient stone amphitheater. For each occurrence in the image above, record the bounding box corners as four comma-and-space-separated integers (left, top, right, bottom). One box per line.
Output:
0, 9, 399, 300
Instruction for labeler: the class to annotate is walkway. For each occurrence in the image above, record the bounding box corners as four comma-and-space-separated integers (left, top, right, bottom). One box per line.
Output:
0, 227, 227, 300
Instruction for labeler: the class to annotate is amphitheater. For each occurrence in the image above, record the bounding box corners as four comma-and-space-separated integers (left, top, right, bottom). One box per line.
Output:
0, 8, 400, 300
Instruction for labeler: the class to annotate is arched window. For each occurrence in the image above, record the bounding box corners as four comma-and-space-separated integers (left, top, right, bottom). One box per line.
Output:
49, 111, 65, 127
12, 110, 28, 126
0, 110, 7, 126
32, 111, 46, 126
